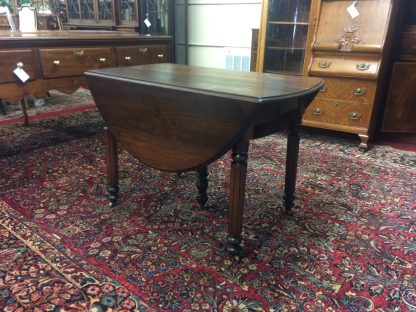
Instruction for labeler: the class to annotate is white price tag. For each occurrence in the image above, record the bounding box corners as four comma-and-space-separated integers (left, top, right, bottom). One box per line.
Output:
13, 67, 30, 83
347, 1, 359, 19
144, 18, 151, 28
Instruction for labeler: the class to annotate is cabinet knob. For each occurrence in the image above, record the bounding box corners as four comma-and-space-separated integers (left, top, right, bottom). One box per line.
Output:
53, 60, 60, 66
124, 56, 131, 62
356, 63, 370, 71
73, 50, 85, 57
99, 58, 107, 63
139, 48, 148, 54
348, 112, 361, 120
318, 60, 331, 68
157, 54, 164, 59
352, 87, 366, 96
16, 62, 24, 68
312, 108, 324, 115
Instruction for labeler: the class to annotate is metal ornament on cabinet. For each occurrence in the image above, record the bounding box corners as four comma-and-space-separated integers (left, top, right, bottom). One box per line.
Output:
336, 25, 363, 51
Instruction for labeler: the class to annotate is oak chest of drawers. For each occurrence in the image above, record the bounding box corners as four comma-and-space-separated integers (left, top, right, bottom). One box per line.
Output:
302, 0, 400, 149
0, 30, 172, 124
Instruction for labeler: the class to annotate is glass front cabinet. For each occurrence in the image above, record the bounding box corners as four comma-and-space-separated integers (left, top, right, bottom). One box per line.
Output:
65, 0, 172, 34
256, 0, 318, 75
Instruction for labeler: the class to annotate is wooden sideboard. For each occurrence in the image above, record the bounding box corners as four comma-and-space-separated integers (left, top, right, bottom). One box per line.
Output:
0, 30, 172, 124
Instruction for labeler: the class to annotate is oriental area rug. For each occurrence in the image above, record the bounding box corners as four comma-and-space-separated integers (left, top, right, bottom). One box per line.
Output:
0, 109, 415, 311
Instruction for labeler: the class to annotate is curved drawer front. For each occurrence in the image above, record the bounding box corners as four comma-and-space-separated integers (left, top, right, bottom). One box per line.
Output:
303, 99, 371, 128
316, 77, 376, 104
310, 53, 379, 79
40, 47, 114, 78
116, 45, 169, 67
0, 49, 37, 83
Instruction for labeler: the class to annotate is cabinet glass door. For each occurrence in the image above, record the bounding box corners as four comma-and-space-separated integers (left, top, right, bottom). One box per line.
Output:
139, 0, 170, 35
264, 0, 312, 74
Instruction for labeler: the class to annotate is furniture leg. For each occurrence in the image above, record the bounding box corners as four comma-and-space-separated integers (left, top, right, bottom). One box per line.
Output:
358, 133, 370, 151
19, 97, 29, 126
0, 99, 6, 115
227, 140, 249, 255
196, 166, 208, 208
283, 111, 302, 215
104, 126, 119, 206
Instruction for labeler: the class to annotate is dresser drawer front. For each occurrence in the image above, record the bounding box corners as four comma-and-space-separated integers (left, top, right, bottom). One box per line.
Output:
40, 48, 114, 78
0, 50, 37, 83
310, 53, 379, 79
316, 78, 376, 104
116, 45, 169, 67
303, 99, 371, 128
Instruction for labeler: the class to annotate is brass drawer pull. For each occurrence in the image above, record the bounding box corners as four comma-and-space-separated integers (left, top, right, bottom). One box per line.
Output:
124, 56, 131, 62
16, 62, 24, 68
312, 108, 324, 115
352, 87, 366, 96
348, 112, 361, 120
139, 48, 148, 54
73, 50, 85, 57
99, 58, 107, 63
53, 60, 60, 66
356, 63, 370, 71
318, 60, 331, 68
157, 54, 164, 59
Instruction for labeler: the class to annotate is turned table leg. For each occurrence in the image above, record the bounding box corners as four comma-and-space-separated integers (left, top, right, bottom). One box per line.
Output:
283, 111, 302, 215
19, 98, 29, 126
227, 141, 249, 255
104, 126, 119, 206
196, 166, 208, 208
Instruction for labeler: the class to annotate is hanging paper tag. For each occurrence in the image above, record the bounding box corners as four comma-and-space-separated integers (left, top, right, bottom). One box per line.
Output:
13, 67, 30, 83
347, 1, 359, 19
144, 18, 151, 28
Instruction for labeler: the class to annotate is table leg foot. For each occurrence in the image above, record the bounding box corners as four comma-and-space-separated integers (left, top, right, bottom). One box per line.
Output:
196, 166, 208, 209
104, 126, 119, 207
108, 185, 119, 207
226, 235, 242, 255
227, 141, 249, 256
283, 194, 294, 215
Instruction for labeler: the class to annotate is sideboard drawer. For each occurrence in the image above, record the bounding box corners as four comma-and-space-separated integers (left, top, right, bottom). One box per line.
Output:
310, 53, 379, 79
303, 99, 371, 128
316, 78, 376, 104
0, 50, 37, 83
115, 45, 169, 67
40, 47, 114, 78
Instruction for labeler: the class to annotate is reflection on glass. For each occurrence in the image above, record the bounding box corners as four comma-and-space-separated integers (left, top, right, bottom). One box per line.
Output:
80, 0, 94, 19
67, 0, 81, 19
268, 0, 310, 22
264, 0, 311, 74
120, 0, 136, 21
97, 0, 112, 20
140, 0, 169, 35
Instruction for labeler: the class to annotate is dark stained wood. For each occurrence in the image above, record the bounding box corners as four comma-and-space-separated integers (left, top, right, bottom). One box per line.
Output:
104, 126, 119, 206
86, 63, 323, 254
196, 166, 208, 209
0, 30, 172, 125
381, 0, 416, 134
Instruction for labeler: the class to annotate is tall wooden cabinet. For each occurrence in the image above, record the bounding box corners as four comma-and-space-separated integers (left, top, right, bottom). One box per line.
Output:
302, 0, 400, 149
257, 0, 400, 149
256, 0, 318, 75
381, 0, 416, 135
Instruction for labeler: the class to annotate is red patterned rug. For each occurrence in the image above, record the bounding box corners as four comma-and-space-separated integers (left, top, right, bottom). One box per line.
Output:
0, 110, 415, 311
